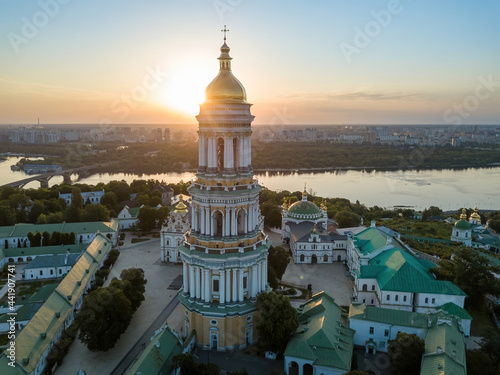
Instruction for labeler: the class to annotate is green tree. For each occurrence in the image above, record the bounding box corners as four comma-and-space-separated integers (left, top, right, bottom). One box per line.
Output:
100, 191, 118, 211
431, 247, 500, 307
82, 204, 110, 222
137, 194, 151, 206
256, 292, 298, 354
334, 210, 360, 228
137, 205, 157, 231
0, 205, 16, 226
71, 187, 84, 209
47, 212, 64, 223
268, 246, 290, 281
261, 201, 281, 228
110, 268, 148, 311
64, 205, 81, 222
172, 353, 220, 375
422, 205, 443, 220
387, 332, 425, 375
29, 200, 47, 223
36, 213, 48, 224
156, 206, 171, 225
76, 286, 133, 351
50, 231, 61, 246
42, 231, 51, 246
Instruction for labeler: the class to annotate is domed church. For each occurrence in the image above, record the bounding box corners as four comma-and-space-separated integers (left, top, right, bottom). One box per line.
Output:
281, 187, 347, 264
450, 208, 472, 246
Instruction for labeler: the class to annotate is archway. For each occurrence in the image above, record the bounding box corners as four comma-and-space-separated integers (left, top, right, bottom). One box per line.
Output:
311, 254, 317, 264
337, 254, 342, 262
300, 254, 305, 262
303, 363, 314, 375
210, 331, 218, 350
289, 361, 299, 375
215, 211, 223, 237
323, 254, 328, 262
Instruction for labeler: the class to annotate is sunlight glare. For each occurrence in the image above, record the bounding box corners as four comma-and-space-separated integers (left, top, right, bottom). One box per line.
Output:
162, 61, 213, 116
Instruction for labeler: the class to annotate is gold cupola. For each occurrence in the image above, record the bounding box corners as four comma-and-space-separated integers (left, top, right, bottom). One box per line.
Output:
204, 26, 247, 103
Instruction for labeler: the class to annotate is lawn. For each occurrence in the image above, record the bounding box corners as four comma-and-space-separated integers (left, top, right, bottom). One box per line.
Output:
382, 218, 452, 240
468, 304, 500, 338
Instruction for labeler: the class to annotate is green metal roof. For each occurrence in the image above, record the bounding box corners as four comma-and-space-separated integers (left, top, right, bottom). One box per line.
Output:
454, 220, 471, 230
0, 302, 43, 323
349, 304, 440, 328
0, 221, 117, 239
352, 227, 405, 255
2, 243, 87, 258
125, 325, 184, 375
360, 248, 466, 296
420, 320, 466, 375
26, 284, 59, 304
284, 292, 354, 371
437, 303, 472, 320
287, 200, 322, 217
24, 253, 80, 270
2, 234, 111, 373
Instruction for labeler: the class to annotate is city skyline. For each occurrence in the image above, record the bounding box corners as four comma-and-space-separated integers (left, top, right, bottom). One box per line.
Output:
1, 0, 500, 125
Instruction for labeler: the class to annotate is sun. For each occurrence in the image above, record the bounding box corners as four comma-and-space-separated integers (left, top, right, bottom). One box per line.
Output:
161, 61, 214, 116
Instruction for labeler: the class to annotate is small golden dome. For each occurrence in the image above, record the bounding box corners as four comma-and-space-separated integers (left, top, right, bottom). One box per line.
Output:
459, 208, 467, 220
470, 206, 481, 220
174, 200, 188, 214
204, 42, 247, 103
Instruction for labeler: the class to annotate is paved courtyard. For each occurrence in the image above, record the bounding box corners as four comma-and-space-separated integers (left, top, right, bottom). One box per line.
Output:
267, 229, 355, 307
56, 234, 182, 375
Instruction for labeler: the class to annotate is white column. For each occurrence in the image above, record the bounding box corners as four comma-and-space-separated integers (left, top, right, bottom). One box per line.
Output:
251, 265, 258, 298
245, 137, 250, 169
189, 265, 195, 298
200, 206, 205, 234
204, 269, 210, 303
200, 268, 205, 301
232, 269, 238, 302
239, 269, 244, 302
198, 133, 206, 170
183, 262, 188, 293
248, 136, 252, 169
195, 267, 201, 299
224, 137, 234, 171
263, 259, 268, 288
219, 270, 225, 304
238, 136, 244, 171
210, 211, 215, 236
248, 204, 253, 232
207, 136, 213, 171
226, 269, 231, 303
244, 211, 248, 234
205, 208, 210, 236
231, 208, 236, 236
257, 262, 262, 294
225, 208, 230, 237
191, 206, 196, 231
221, 213, 225, 237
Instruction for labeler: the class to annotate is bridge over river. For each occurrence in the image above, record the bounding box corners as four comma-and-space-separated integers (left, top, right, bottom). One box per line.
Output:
1, 164, 109, 189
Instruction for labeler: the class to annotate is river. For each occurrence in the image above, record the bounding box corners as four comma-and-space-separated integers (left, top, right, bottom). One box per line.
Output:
1, 156, 498, 210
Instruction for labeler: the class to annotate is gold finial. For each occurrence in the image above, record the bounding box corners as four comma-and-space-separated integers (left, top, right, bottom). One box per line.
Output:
460, 208, 467, 220
221, 25, 229, 42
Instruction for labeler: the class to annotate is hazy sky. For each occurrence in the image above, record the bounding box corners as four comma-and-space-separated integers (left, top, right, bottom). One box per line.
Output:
1, 0, 499, 125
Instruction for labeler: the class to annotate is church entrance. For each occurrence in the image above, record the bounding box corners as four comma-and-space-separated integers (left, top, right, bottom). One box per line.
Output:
311, 255, 317, 264
210, 332, 218, 350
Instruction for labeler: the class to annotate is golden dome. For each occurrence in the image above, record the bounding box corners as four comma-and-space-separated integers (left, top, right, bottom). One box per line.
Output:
470, 206, 481, 221
204, 42, 247, 103
459, 208, 467, 220
174, 198, 188, 214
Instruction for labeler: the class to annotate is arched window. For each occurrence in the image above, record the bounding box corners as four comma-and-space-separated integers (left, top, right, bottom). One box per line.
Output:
362, 284, 368, 291
323, 254, 328, 262
300, 254, 305, 262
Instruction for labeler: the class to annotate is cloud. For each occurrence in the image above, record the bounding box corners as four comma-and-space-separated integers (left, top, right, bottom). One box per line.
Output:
274, 91, 425, 101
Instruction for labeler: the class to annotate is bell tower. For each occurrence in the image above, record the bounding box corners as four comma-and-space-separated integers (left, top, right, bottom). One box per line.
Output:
178, 29, 270, 351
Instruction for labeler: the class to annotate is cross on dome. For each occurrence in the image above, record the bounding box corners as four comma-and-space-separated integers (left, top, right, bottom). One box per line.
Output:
221, 25, 229, 42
